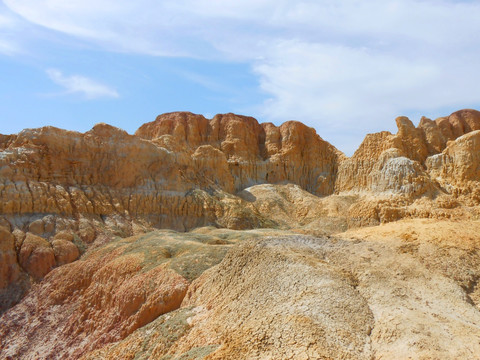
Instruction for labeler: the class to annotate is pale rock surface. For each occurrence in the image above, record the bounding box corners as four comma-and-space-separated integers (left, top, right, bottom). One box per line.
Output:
427, 130, 480, 203
82, 226, 480, 359
0, 228, 292, 359
367, 149, 435, 196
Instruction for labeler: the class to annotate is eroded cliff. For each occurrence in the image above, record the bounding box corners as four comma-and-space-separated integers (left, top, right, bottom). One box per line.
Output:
1, 109, 480, 302
1, 109, 480, 359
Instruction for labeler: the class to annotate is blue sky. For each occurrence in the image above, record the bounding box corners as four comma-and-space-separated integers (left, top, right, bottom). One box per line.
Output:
1, 0, 480, 155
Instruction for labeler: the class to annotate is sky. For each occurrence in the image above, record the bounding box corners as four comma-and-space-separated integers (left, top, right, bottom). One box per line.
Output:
1, 0, 480, 155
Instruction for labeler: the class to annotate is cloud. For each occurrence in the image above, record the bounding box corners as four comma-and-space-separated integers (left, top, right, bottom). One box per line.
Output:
0, 7, 22, 55
5, 0, 480, 153
251, 36, 479, 138
0, 38, 18, 55
46, 69, 119, 99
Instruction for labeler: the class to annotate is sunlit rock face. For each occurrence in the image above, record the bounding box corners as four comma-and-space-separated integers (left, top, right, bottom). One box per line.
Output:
2, 109, 480, 359
136, 112, 341, 195
335, 109, 480, 197
0, 112, 341, 315
0, 110, 480, 293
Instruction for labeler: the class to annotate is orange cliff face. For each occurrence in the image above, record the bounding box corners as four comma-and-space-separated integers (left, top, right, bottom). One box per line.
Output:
1, 108, 480, 242
0, 112, 341, 312
1, 110, 480, 359
0, 112, 341, 236
136, 112, 341, 195
1, 109, 480, 315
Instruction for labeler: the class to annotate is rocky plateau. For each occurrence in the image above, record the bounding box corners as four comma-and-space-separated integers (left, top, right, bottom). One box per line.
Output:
1, 109, 480, 359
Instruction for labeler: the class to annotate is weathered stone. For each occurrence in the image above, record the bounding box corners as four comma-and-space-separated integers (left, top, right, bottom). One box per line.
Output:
52, 239, 80, 266
19, 233, 55, 281
0, 227, 20, 289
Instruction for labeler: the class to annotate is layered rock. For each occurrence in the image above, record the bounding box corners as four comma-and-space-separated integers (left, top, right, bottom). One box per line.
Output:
335, 109, 480, 196
0, 226, 19, 289
0, 113, 341, 239
1, 109, 480, 359
1, 109, 478, 245
0, 226, 29, 313
136, 112, 341, 195
1, 108, 480, 312
427, 130, 480, 203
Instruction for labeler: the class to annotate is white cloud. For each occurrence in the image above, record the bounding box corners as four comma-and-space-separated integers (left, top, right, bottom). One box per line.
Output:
0, 38, 18, 55
46, 69, 119, 99
252, 38, 480, 154
5, 0, 480, 153
0, 7, 22, 55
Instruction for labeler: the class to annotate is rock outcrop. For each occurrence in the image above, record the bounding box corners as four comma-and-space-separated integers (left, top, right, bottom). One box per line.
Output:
1, 109, 478, 247
1, 109, 480, 307
136, 112, 341, 195
0, 112, 342, 240
0, 112, 342, 305
335, 109, 480, 196
2, 109, 480, 359
427, 130, 480, 202
79, 224, 480, 359
0, 228, 292, 359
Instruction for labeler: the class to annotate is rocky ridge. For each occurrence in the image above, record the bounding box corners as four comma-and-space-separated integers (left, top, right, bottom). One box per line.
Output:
1, 110, 480, 303
1, 109, 480, 359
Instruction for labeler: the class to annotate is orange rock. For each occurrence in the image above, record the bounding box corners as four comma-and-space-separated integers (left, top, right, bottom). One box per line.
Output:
52, 239, 80, 266
192, 145, 235, 192
136, 112, 340, 195
0, 230, 226, 359
135, 112, 210, 148
393, 116, 429, 163
335, 110, 480, 196
418, 116, 447, 155
0, 108, 480, 297
0, 226, 21, 289
53, 231, 75, 242
19, 233, 55, 281
436, 109, 480, 141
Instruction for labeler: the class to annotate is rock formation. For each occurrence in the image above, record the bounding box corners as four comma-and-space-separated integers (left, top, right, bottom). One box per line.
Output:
335, 109, 480, 195
1, 108, 480, 359
427, 130, 480, 201
58, 223, 480, 359
136, 112, 341, 195
1, 110, 480, 294
0, 228, 292, 359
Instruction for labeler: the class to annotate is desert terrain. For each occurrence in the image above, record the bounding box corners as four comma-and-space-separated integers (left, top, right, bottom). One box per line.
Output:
1, 109, 480, 359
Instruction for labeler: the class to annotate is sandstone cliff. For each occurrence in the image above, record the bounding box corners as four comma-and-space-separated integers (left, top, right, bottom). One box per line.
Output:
1, 109, 480, 309
0, 113, 341, 312
335, 109, 480, 195
136, 112, 341, 195
2, 109, 480, 359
